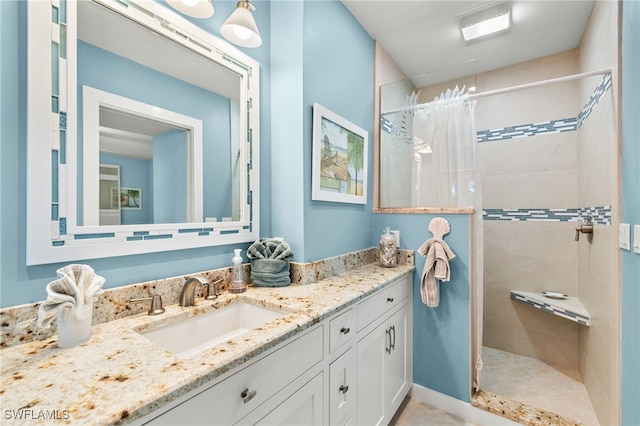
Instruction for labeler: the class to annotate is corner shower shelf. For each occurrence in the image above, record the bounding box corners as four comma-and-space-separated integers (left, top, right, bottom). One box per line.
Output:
510, 290, 591, 326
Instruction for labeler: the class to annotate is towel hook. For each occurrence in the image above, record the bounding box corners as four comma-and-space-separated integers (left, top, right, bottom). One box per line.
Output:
428, 217, 451, 239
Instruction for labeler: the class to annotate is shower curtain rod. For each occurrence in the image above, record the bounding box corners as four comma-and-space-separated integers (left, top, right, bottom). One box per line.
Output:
381, 67, 612, 117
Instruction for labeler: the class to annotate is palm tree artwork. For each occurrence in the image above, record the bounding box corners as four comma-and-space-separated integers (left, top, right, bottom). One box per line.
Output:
319, 117, 364, 196
347, 132, 364, 196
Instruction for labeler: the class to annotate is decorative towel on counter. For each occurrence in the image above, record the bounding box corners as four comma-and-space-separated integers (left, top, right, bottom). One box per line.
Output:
37, 264, 105, 328
417, 218, 456, 307
247, 238, 294, 261
247, 238, 294, 287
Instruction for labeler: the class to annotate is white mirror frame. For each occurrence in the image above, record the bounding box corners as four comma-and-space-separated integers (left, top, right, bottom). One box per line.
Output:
82, 86, 204, 226
26, 0, 260, 265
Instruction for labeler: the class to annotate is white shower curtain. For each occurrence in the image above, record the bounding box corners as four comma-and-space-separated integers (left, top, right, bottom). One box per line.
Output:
410, 87, 477, 208
398, 87, 485, 392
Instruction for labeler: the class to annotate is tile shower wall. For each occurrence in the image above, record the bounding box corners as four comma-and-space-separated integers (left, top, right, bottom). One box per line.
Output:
418, 4, 620, 423
576, 1, 620, 425
414, 50, 587, 371
475, 49, 583, 371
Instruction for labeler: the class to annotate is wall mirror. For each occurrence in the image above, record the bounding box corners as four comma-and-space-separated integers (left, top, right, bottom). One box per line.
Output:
27, 0, 260, 265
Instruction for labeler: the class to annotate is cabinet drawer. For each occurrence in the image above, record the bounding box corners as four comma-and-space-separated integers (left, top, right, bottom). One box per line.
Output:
329, 308, 354, 353
329, 348, 355, 426
147, 325, 324, 425
357, 276, 410, 332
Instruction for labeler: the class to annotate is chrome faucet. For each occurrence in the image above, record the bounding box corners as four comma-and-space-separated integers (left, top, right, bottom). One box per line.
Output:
179, 275, 209, 307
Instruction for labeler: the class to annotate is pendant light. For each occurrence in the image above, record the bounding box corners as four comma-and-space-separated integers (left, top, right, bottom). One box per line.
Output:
221, 0, 262, 48
167, 0, 214, 19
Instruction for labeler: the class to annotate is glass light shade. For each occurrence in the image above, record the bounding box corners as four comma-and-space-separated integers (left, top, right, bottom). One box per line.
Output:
221, 2, 262, 48
167, 0, 214, 18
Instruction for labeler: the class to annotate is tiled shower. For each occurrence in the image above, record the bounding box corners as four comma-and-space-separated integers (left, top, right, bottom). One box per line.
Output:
379, 2, 620, 424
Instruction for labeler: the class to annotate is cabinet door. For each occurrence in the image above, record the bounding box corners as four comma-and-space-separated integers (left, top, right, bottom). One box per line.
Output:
385, 305, 410, 415
251, 372, 324, 426
355, 323, 387, 426
329, 348, 355, 426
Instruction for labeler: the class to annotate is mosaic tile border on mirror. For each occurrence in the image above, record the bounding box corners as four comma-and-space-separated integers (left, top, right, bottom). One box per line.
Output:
0, 248, 414, 349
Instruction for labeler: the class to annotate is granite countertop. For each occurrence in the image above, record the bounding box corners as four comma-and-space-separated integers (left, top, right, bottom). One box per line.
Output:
0, 263, 414, 425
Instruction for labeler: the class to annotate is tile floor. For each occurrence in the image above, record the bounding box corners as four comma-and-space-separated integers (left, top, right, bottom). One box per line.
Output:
480, 346, 599, 425
390, 397, 475, 426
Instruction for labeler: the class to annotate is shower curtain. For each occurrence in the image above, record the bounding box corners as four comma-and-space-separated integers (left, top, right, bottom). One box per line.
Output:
394, 86, 484, 391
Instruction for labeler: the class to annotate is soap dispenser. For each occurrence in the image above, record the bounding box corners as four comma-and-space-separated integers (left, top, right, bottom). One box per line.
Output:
229, 249, 246, 294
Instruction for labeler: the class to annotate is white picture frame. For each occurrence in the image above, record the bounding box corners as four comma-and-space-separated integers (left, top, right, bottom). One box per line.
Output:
311, 103, 368, 205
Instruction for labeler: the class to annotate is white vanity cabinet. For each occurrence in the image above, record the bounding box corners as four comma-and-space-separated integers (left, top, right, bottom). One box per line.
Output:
138, 272, 413, 426
355, 276, 413, 426
242, 371, 325, 426
143, 326, 324, 425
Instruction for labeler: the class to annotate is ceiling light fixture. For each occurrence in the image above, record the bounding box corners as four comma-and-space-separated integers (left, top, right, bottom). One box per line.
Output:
221, 0, 262, 48
458, 2, 511, 42
167, 0, 214, 19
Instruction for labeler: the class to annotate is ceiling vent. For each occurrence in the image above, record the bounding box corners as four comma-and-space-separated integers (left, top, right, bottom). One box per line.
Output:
458, 2, 511, 42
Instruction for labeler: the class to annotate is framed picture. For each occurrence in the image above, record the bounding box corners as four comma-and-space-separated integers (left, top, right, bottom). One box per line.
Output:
120, 187, 142, 210
110, 187, 120, 209
311, 103, 368, 204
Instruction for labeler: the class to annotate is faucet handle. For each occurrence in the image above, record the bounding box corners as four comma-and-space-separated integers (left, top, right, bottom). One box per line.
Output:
204, 278, 223, 300
130, 295, 165, 315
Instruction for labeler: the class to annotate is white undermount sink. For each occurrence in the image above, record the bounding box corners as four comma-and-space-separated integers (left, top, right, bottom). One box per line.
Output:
140, 302, 285, 358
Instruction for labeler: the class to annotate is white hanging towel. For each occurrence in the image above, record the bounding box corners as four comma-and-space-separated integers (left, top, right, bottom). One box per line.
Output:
417, 218, 456, 307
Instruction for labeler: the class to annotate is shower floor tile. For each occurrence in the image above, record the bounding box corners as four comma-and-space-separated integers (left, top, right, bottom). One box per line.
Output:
481, 346, 599, 426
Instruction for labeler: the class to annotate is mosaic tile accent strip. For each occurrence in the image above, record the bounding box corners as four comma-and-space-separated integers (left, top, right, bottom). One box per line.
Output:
483, 206, 611, 225
579, 205, 612, 225
578, 73, 612, 128
511, 291, 590, 326
381, 116, 393, 134
476, 118, 577, 143
383, 73, 611, 145
50, 225, 254, 245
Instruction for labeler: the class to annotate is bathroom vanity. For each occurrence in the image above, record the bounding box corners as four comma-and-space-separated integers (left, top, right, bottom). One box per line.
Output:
0, 263, 414, 425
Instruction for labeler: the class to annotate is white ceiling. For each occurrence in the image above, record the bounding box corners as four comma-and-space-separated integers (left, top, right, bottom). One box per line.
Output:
342, 0, 596, 88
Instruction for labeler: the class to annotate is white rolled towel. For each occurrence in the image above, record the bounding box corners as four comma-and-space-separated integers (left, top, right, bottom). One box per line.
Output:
37, 264, 105, 329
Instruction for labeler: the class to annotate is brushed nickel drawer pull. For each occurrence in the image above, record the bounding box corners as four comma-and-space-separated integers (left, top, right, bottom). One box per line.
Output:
241, 388, 257, 404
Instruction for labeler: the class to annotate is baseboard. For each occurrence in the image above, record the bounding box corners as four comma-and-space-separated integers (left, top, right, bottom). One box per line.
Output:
409, 383, 521, 426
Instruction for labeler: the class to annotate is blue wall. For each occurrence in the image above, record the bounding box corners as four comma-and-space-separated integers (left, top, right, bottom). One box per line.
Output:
0, 0, 272, 307
270, 0, 374, 261
153, 130, 187, 224
270, 0, 305, 256
373, 214, 471, 402
78, 40, 232, 222
621, 1, 640, 424
99, 153, 153, 224
302, 1, 374, 261
0, 0, 373, 306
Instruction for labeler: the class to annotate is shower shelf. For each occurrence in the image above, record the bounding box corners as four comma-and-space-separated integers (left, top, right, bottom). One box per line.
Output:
510, 290, 590, 326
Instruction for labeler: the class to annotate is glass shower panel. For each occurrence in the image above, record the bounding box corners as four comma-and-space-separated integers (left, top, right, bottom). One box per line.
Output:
379, 79, 415, 208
